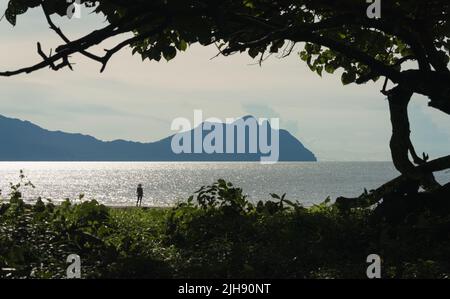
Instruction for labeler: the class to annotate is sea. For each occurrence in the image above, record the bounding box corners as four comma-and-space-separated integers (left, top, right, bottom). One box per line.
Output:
0, 162, 449, 207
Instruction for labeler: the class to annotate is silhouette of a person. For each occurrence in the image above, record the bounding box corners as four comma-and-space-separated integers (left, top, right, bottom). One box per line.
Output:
136, 184, 144, 207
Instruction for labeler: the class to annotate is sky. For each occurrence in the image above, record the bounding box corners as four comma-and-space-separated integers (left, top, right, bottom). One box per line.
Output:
0, 2, 449, 161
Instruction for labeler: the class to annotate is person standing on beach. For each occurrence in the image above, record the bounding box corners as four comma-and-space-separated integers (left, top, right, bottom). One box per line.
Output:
136, 184, 144, 207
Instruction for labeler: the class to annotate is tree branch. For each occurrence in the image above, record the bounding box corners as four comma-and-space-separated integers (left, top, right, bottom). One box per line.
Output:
336, 154, 450, 209
41, 3, 104, 64
0, 8, 169, 76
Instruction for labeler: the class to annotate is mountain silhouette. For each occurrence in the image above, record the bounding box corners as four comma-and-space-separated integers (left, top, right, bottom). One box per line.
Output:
0, 114, 316, 161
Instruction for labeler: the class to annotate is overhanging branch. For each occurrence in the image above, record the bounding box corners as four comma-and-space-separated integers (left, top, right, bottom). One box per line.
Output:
42, 3, 104, 64
0, 5, 169, 76
222, 25, 403, 84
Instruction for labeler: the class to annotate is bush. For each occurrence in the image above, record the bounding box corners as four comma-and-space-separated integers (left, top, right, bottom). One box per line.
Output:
164, 179, 375, 278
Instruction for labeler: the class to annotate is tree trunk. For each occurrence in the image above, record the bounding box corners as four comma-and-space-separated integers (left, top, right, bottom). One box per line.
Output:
335, 86, 449, 210
387, 85, 416, 175
387, 85, 441, 191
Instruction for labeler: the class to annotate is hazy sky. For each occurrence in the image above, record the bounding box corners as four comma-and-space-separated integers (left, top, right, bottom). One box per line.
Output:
0, 3, 449, 161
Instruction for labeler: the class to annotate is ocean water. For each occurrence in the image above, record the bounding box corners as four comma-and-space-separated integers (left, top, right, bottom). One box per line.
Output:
0, 162, 449, 207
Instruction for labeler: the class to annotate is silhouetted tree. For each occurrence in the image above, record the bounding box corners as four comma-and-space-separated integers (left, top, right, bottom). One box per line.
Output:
1, 0, 449, 204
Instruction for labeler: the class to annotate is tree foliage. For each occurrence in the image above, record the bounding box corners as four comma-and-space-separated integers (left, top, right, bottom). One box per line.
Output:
2, 1, 449, 106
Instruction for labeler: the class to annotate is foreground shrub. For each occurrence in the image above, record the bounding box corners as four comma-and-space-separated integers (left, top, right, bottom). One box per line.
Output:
164, 179, 375, 278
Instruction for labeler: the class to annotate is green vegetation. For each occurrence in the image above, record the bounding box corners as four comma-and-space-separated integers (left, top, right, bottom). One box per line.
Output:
1, 173, 450, 279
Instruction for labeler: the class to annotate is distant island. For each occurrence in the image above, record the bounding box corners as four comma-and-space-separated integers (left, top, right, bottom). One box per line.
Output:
0, 114, 316, 162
